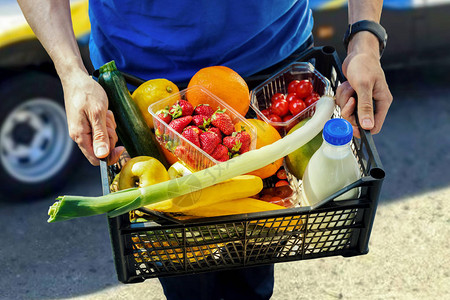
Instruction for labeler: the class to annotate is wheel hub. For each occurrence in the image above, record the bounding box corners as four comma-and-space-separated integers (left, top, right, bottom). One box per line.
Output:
0, 98, 74, 183
10, 117, 37, 147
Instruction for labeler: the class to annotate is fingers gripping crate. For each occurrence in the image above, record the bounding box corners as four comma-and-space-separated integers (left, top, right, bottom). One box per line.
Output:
100, 46, 385, 283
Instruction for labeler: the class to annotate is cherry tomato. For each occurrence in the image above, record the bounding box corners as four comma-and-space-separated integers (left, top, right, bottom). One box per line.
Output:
276, 169, 287, 180
289, 99, 307, 115
260, 194, 273, 202
260, 109, 271, 118
304, 93, 320, 107
282, 114, 298, 131
269, 196, 284, 205
275, 180, 290, 187
268, 114, 282, 123
268, 114, 282, 130
288, 80, 300, 94
273, 186, 293, 198
285, 92, 299, 103
271, 93, 285, 103
296, 80, 314, 99
270, 100, 289, 117
282, 115, 294, 122
284, 117, 299, 132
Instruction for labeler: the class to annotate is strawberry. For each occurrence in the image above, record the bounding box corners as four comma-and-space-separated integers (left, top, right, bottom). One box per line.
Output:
199, 131, 221, 154
223, 136, 242, 153
173, 145, 187, 158
156, 107, 172, 124
183, 125, 202, 134
182, 127, 201, 148
193, 104, 215, 118
235, 130, 251, 154
207, 127, 222, 141
174, 145, 196, 168
169, 116, 192, 133
211, 109, 234, 135
210, 144, 229, 162
191, 114, 211, 129
170, 100, 194, 118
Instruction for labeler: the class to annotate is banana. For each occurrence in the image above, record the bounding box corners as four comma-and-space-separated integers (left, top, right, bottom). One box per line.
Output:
182, 197, 285, 217
145, 175, 263, 213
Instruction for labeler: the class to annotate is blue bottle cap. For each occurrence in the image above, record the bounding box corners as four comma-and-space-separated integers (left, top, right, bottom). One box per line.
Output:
323, 118, 353, 145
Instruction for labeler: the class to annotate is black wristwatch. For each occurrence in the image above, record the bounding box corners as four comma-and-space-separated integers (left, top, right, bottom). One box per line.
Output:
343, 20, 388, 57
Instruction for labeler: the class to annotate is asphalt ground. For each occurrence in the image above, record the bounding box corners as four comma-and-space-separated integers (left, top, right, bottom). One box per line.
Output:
0, 66, 449, 300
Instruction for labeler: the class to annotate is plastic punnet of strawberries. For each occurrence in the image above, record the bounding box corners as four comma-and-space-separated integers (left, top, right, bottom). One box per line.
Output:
157, 99, 251, 164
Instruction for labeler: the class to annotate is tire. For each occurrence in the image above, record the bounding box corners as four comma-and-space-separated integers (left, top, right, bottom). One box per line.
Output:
0, 71, 81, 201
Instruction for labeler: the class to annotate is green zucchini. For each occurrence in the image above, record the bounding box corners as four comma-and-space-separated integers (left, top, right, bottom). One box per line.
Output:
98, 61, 168, 167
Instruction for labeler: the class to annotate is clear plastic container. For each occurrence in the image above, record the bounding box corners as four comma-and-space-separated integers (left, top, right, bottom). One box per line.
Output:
149, 85, 257, 171
250, 62, 331, 136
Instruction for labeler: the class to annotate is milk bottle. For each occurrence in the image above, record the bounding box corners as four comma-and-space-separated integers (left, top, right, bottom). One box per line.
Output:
301, 118, 361, 207
301, 118, 361, 250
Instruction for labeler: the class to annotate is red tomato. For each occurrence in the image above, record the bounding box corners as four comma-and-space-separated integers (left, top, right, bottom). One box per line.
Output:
269, 196, 284, 204
289, 99, 307, 115
275, 180, 290, 187
276, 168, 287, 180
296, 80, 314, 99
283, 115, 299, 132
270, 100, 289, 117
272, 186, 293, 198
288, 80, 300, 94
260, 109, 271, 118
271, 93, 285, 103
268, 114, 282, 130
304, 93, 320, 107
282, 115, 294, 122
285, 92, 299, 103
260, 194, 273, 202
268, 114, 282, 123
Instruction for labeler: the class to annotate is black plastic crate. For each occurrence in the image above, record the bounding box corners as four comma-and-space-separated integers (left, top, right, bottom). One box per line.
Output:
99, 46, 385, 283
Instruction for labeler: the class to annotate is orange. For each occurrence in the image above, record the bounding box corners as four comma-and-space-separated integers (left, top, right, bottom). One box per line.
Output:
186, 66, 250, 116
235, 119, 283, 179
160, 146, 179, 165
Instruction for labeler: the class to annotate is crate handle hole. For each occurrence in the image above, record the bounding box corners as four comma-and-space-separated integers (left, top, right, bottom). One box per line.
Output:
369, 167, 385, 180
321, 46, 336, 55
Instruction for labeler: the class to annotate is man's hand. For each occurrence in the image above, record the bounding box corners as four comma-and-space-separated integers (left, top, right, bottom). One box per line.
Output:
336, 32, 393, 138
17, 0, 124, 165
62, 71, 124, 166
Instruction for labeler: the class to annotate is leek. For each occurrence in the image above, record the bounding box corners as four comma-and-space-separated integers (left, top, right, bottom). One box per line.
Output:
48, 96, 335, 223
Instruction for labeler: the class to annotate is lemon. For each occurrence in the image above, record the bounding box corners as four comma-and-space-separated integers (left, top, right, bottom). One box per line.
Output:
131, 79, 179, 128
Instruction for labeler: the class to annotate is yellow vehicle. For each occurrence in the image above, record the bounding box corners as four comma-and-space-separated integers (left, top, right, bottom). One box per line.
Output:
0, 0, 91, 200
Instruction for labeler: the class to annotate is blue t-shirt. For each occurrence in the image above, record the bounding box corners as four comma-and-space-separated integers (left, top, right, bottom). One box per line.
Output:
89, 1, 313, 83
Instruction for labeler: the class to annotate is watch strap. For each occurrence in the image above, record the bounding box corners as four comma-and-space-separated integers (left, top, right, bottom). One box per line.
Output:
343, 20, 387, 57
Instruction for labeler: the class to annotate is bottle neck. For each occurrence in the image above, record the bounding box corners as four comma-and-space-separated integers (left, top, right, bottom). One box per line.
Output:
321, 139, 352, 159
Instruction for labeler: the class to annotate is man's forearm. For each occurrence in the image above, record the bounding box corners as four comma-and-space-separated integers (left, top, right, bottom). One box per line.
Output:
17, 0, 88, 82
347, 0, 384, 56
348, 0, 382, 23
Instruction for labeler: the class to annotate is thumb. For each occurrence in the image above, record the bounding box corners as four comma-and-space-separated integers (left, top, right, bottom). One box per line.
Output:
356, 89, 375, 130
91, 114, 110, 159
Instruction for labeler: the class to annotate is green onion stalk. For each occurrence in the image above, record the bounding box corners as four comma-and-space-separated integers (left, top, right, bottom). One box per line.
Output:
48, 96, 335, 223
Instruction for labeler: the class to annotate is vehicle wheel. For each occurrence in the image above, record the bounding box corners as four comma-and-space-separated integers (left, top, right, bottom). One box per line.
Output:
0, 71, 81, 201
